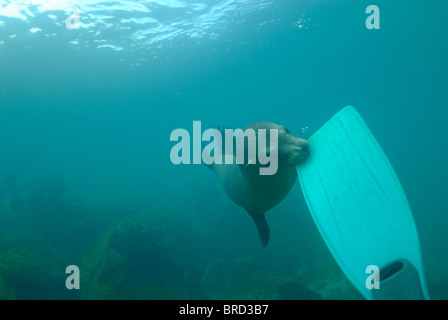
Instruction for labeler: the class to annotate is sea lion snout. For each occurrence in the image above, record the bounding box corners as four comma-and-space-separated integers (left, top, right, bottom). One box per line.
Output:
286, 138, 310, 166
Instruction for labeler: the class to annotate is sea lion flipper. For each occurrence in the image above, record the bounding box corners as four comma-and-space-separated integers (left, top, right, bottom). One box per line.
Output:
249, 212, 270, 247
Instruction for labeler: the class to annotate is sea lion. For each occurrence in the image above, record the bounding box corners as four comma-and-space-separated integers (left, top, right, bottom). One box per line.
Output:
207, 122, 310, 246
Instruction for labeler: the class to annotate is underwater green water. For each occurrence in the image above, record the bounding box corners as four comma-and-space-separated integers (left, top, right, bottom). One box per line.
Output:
0, 0, 447, 299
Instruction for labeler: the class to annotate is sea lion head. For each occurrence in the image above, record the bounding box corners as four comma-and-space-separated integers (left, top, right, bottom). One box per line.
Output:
246, 122, 310, 168
276, 125, 310, 167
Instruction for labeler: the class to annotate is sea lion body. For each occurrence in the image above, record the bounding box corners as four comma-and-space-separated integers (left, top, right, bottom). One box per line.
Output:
209, 122, 310, 246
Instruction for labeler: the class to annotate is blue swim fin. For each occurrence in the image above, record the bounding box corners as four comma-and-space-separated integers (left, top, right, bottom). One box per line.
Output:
297, 106, 430, 300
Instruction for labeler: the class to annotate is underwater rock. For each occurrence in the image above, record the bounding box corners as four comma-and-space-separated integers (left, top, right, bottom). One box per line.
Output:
0, 277, 16, 300
0, 227, 84, 300
277, 279, 322, 300
296, 253, 363, 300
82, 218, 189, 299
200, 254, 322, 300
25, 175, 139, 257
0, 247, 54, 299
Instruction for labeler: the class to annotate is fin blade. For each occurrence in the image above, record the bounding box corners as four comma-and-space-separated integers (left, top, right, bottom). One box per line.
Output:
297, 106, 429, 300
